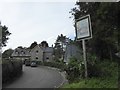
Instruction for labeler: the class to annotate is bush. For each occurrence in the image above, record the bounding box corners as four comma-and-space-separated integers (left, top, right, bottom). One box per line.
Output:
65, 54, 102, 82
37, 61, 43, 65
87, 54, 102, 77
2, 59, 23, 84
65, 57, 82, 82
62, 60, 118, 88
43, 61, 66, 71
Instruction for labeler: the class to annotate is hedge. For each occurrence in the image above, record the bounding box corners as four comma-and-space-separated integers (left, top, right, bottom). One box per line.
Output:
43, 61, 66, 71
2, 59, 23, 84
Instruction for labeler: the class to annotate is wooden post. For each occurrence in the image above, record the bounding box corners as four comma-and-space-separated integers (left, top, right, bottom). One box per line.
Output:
82, 39, 88, 78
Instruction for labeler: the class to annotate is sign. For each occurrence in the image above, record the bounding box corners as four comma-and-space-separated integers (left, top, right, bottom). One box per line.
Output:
75, 14, 92, 40
75, 15, 93, 78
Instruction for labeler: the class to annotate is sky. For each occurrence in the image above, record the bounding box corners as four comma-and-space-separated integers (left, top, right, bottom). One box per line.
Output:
0, 0, 77, 51
0, 0, 118, 52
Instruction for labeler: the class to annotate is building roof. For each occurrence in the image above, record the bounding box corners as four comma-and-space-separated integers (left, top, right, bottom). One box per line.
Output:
12, 44, 54, 57
31, 44, 53, 53
42, 47, 53, 53
12, 48, 31, 57
64, 44, 82, 63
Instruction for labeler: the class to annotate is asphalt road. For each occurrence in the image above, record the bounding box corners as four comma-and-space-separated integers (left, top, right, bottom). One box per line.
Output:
4, 65, 64, 88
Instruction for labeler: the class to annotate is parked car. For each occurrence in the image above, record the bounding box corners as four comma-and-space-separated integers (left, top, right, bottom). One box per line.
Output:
25, 59, 31, 66
31, 61, 37, 67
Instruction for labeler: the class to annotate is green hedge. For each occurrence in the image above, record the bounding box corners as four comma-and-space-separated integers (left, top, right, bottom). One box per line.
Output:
2, 59, 23, 84
36, 61, 43, 65
43, 61, 66, 71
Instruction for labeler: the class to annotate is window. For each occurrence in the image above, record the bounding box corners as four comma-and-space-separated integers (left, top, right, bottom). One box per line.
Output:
15, 51, 18, 54
21, 51, 25, 54
36, 57, 38, 59
46, 57, 49, 59
36, 50, 38, 53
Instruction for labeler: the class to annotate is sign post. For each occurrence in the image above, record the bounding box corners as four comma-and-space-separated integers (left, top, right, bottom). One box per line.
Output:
82, 39, 87, 78
75, 14, 92, 78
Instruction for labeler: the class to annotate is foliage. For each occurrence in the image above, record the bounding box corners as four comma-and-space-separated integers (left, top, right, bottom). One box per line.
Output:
61, 2, 119, 88
36, 61, 43, 65
29, 41, 37, 49
62, 60, 118, 88
2, 59, 23, 84
2, 49, 14, 58
54, 34, 67, 61
70, 2, 119, 60
43, 61, 66, 71
65, 57, 82, 82
53, 44, 62, 60
65, 53, 110, 82
87, 53, 102, 78
17, 46, 24, 49
41, 41, 49, 47
0, 24, 11, 47
56, 34, 66, 43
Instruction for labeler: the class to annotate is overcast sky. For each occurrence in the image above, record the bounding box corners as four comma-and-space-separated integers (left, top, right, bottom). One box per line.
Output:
0, 1, 77, 51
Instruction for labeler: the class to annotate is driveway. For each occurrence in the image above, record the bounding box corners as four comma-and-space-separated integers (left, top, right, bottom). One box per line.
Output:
3, 65, 65, 88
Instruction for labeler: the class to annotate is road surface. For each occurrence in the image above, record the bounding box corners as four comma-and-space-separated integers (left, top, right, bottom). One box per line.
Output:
4, 65, 64, 88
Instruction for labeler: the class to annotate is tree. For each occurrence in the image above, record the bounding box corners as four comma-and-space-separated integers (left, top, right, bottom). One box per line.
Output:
29, 41, 37, 49
17, 46, 23, 49
54, 34, 67, 61
0, 23, 11, 47
41, 41, 49, 47
56, 34, 66, 43
70, 2, 119, 60
2, 48, 14, 58
53, 42, 62, 61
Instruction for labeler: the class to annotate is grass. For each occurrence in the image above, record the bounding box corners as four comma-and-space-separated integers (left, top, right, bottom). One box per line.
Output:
61, 60, 118, 88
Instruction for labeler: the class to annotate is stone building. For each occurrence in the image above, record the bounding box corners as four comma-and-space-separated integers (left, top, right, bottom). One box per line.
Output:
12, 44, 53, 63
11, 47, 31, 62
30, 44, 53, 62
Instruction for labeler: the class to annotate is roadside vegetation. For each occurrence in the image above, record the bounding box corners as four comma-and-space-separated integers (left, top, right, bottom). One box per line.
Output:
1, 23, 23, 86
62, 58, 118, 88
2, 59, 23, 86
60, 2, 119, 88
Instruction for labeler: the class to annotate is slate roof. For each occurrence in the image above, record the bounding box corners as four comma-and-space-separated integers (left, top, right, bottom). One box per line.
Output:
12, 48, 31, 57
64, 44, 82, 63
30, 44, 53, 53
12, 44, 53, 57
41, 47, 53, 53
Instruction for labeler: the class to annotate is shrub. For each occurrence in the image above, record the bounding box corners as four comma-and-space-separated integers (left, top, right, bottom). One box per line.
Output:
65, 57, 81, 82
62, 60, 118, 88
65, 54, 102, 82
43, 61, 66, 71
87, 54, 102, 77
2, 59, 23, 84
37, 61, 43, 65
